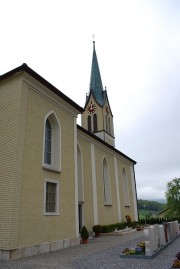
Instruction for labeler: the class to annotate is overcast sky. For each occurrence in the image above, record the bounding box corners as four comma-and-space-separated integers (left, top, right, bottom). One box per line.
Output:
1, 0, 180, 201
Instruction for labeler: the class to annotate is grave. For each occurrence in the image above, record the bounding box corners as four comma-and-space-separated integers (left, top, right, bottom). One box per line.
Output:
120, 220, 180, 259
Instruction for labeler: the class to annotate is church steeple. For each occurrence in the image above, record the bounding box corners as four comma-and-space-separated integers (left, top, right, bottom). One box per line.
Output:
89, 41, 106, 106
82, 42, 115, 147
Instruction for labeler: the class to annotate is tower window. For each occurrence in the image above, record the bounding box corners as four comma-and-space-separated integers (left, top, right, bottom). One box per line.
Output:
88, 115, 92, 132
93, 114, 98, 132
106, 115, 111, 134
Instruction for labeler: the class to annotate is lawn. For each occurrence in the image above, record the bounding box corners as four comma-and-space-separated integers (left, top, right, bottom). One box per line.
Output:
138, 209, 158, 219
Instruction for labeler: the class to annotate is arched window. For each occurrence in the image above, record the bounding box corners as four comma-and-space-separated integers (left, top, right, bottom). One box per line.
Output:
106, 115, 108, 132
77, 144, 84, 232
103, 158, 112, 205
77, 144, 84, 203
122, 167, 130, 206
88, 115, 91, 132
43, 112, 61, 171
108, 117, 111, 134
93, 114, 98, 132
44, 119, 52, 164
106, 115, 111, 134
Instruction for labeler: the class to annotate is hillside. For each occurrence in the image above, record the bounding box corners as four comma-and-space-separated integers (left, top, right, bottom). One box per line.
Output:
138, 199, 166, 219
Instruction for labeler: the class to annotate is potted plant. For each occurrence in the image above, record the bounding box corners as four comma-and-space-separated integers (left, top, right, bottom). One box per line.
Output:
125, 215, 131, 225
92, 224, 102, 237
80, 225, 89, 244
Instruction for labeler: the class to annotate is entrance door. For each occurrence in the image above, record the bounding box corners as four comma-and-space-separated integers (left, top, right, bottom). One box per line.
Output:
78, 203, 83, 233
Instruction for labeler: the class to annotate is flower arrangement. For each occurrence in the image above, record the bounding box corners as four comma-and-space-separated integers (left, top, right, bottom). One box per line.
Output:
171, 252, 180, 268
121, 241, 145, 255
125, 215, 131, 223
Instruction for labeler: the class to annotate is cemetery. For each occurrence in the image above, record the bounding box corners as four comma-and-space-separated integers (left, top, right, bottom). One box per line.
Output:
120, 221, 180, 260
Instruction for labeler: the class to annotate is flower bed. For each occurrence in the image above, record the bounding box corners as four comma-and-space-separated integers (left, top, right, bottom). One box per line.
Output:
120, 236, 180, 260
120, 242, 145, 257
170, 252, 180, 268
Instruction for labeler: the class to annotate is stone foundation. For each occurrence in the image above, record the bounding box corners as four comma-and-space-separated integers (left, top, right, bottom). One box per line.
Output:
0, 237, 80, 261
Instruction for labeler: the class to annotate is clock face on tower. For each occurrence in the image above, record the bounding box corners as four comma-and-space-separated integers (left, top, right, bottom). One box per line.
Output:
105, 106, 109, 114
87, 102, 96, 114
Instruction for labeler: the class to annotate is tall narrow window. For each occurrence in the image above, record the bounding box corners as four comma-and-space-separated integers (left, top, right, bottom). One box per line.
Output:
108, 117, 111, 134
43, 112, 61, 171
88, 115, 91, 132
44, 119, 52, 164
103, 158, 112, 205
77, 144, 84, 203
44, 179, 59, 215
106, 115, 108, 132
122, 167, 130, 206
106, 115, 111, 134
46, 182, 56, 212
93, 114, 98, 132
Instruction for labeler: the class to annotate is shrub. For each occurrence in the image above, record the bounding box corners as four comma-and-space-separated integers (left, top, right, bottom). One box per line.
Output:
101, 222, 128, 233
92, 224, 102, 233
80, 226, 89, 239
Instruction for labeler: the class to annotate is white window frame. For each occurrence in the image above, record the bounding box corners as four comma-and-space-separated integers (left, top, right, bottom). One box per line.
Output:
44, 179, 59, 215
42, 111, 61, 172
103, 157, 112, 206
77, 143, 84, 203
122, 167, 130, 207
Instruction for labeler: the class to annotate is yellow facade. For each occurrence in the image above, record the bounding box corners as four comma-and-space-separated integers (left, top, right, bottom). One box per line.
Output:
0, 68, 82, 258
0, 61, 138, 260
77, 127, 137, 230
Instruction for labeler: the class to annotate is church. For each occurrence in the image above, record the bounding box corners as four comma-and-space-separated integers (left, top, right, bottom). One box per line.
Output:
0, 42, 138, 260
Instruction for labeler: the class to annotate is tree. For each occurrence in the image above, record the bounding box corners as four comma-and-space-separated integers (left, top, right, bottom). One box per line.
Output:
165, 178, 180, 218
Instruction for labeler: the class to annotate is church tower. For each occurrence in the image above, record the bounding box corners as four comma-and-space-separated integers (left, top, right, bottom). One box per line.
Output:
81, 41, 115, 147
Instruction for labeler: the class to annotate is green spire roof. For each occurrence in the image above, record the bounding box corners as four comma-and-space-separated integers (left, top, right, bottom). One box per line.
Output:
89, 41, 106, 106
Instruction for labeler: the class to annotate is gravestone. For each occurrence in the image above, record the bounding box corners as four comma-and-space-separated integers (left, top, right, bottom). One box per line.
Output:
167, 222, 172, 241
153, 224, 160, 249
158, 225, 166, 247
173, 221, 180, 236
163, 222, 168, 242
145, 227, 157, 256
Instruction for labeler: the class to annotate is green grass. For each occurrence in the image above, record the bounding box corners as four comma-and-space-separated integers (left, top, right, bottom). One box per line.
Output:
138, 209, 158, 219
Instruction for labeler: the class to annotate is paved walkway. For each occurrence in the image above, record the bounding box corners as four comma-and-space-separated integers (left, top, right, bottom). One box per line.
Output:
0, 231, 179, 269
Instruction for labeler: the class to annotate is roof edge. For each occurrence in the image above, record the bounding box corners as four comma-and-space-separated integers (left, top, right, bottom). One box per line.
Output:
77, 124, 137, 164
0, 63, 84, 113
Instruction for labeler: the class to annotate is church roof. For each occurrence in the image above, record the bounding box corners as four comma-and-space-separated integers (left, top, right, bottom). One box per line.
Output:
89, 41, 107, 106
0, 63, 84, 113
77, 125, 136, 164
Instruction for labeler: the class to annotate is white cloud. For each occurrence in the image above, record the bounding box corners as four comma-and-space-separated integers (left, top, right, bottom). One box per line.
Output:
1, 0, 180, 201
137, 186, 165, 200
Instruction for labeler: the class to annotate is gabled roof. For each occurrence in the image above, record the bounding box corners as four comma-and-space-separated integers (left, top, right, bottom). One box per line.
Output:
89, 41, 106, 106
0, 63, 84, 113
157, 208, 169, 215
77, 124, 136, 164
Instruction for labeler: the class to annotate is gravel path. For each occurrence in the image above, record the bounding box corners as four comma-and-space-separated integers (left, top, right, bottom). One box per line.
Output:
0, 231, 179, 269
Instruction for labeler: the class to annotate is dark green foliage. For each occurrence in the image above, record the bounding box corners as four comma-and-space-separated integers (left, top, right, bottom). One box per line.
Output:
80, 226, 89, 239
139, 217, 180, 225
101, 217, 180, 233
138, 199, 165, 211
165, 178, 180, 218
92, 224, 102, 233
101, 222, 137, 233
